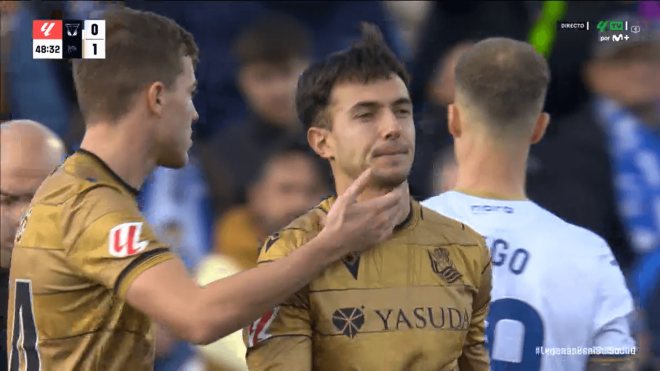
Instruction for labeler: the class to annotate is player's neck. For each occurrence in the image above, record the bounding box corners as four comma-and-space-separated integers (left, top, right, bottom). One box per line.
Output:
454, 144, 528, 201
79, 123, 156, 190
334, 178, 411, 224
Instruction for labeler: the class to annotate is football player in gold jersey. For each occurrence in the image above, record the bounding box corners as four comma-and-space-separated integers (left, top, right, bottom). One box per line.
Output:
7, 8, 410, 371
243, 23, 492, 371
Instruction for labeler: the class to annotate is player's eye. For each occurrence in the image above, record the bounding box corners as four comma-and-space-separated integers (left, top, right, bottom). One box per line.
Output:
0, 194, 31, 207
190, 89, 198, 97
394, 108, 412, 117
355, 112, 374, 121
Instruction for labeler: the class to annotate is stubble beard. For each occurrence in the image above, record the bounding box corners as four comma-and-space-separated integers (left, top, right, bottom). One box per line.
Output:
345, 158, 409, 192
370, 169, 408, 191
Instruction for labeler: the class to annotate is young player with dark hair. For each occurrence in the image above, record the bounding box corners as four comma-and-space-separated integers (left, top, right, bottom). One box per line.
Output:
244, 23, 492, 371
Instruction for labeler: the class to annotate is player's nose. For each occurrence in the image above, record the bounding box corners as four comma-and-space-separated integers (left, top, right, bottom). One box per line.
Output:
191, 105, 199, 123
381, 110, 402, 139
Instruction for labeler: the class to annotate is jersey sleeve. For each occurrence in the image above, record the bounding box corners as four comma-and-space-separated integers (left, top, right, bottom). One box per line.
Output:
590, 243, 636, 362
458, 236, 492, 371
63, 186, 177, 299
243, 228, 313, 371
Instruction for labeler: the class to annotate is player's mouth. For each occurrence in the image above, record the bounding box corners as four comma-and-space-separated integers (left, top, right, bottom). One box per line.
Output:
372, 147, 409, 158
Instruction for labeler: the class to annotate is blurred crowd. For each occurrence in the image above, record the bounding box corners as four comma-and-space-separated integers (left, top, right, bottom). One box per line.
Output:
2, 1, 660, 369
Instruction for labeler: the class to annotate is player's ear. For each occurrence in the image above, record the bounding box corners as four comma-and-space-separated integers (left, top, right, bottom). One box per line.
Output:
307, 127, 334, 160
146, 82, 166, 116
531, 112, 550, 144
447, 104, 462, 138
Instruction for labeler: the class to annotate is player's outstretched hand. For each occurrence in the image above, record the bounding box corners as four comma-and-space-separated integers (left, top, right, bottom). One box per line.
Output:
318, 168, 408, 260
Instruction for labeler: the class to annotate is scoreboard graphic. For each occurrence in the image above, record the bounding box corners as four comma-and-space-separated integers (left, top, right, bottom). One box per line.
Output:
33, 20, 105, 59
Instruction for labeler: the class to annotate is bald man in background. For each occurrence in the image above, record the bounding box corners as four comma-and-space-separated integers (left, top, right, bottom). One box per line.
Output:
0, 120, 65, 366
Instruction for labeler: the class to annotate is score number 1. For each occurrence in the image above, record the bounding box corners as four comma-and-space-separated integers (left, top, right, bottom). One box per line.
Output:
83, 20, 105, 59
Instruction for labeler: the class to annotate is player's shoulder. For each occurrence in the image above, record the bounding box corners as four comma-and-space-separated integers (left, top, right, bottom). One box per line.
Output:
535, 206, 611, 256
35, 151, 135, 207
420, 192, 452, 213
417, 202, 485, 248
32, 163, 132, 214
257, 197, 329, 262
38, 153, 146, 243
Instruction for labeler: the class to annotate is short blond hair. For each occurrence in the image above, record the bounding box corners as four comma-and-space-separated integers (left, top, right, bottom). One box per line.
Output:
72, 8, 199, 123
454, 37, 550, 130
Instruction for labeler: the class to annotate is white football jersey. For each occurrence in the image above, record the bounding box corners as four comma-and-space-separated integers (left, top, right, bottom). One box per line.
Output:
422, 191, 635, 371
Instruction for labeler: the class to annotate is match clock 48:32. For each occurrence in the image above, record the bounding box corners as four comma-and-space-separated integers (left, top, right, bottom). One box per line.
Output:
32, 39, 62, 59
35, 45, 60, 54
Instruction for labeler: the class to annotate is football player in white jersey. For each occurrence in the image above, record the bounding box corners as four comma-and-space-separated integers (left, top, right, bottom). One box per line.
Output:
422, 37, 636, 371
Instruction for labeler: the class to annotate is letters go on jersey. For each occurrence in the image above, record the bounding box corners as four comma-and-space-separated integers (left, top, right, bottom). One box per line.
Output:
108, 222, 149, 258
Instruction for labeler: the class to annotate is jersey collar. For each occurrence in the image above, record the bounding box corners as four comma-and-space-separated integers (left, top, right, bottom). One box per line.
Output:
453, 188, 528, 201
318, 195, 420, 233
75, 149, 141, 196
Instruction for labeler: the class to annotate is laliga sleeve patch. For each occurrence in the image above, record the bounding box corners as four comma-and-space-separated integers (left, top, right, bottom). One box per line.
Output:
108, 222, 149, 257
247, 307, 280, 348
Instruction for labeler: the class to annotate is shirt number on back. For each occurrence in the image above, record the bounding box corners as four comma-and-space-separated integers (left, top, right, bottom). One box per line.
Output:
486, 298, 544, 370
9, 279, 41, 371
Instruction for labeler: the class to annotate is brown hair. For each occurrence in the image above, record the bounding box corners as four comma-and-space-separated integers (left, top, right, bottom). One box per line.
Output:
296, 22, 409, 129
232, 12, 312, 67
72, 7, 199, 123
454, 37, 550, 131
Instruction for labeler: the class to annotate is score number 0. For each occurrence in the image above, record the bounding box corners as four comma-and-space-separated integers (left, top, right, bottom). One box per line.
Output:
83, 20, 105, 59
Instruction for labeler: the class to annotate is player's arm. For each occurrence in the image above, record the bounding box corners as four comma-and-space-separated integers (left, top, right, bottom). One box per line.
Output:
457, 237, 492, 371
125, 167, 408, 344
70, 168, 405, 345
587, 247, 637, 371
125, 230, 330, 346
64, 187, 326, 345
242, 230, 314, 371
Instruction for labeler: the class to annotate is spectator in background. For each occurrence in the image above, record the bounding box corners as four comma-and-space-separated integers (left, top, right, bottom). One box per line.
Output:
409, 2, 629, 122
0, 120, 66, 367
124, 1, 402, 140
409, 42, 473, 199
408, 2, 529, 114
214, 143, 329, 270
583, 12, 660, 365
0, 1, 18, 121
201, 143, 327, 370
381, 1, 432, 62
143, 163, 214, 270
195, 254, 249, 371
141, 158, 214, 371
197, 13, 313, 214
431, 145, 458, 195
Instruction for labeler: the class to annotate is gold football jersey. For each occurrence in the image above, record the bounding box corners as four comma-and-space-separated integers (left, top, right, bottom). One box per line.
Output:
244, 197, 492, 371
7, 150, 177, 371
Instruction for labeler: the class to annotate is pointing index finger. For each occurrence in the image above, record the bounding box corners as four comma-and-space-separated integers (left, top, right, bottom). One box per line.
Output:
340, 168, 373, 204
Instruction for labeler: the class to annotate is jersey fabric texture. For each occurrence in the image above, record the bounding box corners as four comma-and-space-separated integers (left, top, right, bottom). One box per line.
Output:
243, 197, 492, 371
7, 150, 177, 371
423, 191, 636, 371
